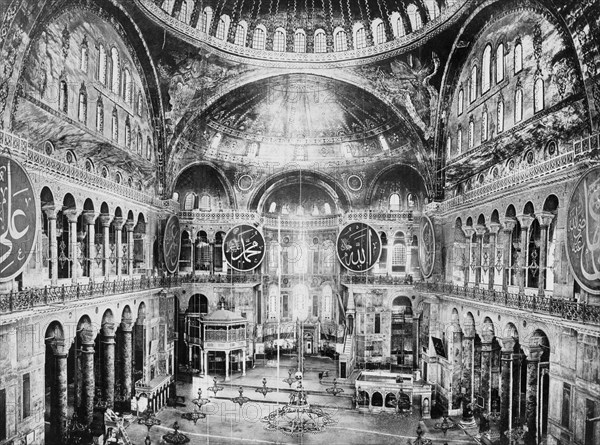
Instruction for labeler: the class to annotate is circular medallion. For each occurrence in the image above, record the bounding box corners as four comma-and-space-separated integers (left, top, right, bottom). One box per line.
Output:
237, 174, 253, 191
44, 141, 54, 156
223, 224, 266, 271
336, 222, 381, 272
0, 156, 38, 282
347, 175, 363, 192
163, 215, 181, 274
101, 166, 108, 178
566, 167, 600, 294
419, 215, 436, 278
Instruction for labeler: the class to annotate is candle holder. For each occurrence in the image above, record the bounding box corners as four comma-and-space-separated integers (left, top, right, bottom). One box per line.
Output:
255, 378, 274, 398
207, 376, 224, 397
326, 378, 344, 396
231, 386, 250, 407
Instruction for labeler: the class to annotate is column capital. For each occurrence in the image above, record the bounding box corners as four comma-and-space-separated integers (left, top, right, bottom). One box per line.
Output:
488, 222, 502, 235
481, 341, 494, 352
121, 319, 134, 332
463, 226, 475, 238
517, 214, 535, 229
523, 345, 544, 361
101, 322, 116, 337
64, 208, 82, 223
42, 205, 59, 219
83, 210, 98, 226
462, 324, 475, 338
124, 220, 136, 232
99, 213, 113, 227
499, 336, 517, 353
536, 211, 555, 228
502, 217, 517, 233
79, 326, 95, 344
47, 339, 67, 356
475, 224, 487, 237
112, 216, 125, 230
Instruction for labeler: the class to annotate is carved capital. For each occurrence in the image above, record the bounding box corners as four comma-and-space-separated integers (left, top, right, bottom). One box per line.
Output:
124, 221, 136, 232
522, 345, 543, 362
463, 226, 475, 239
475, 224, 487, 237
112, 216, 125, 230
47, 338, 67, 356
499, 336, 516, 353
64, 208, 82, 224
99, 213, 113, 227
536, 211, 555, 228
502, 217, 517, 233
488, 222, 501, 236
83, 210, 98, 226
121, 321, 134, 332
42, 205, 59, 219
101, 322, 115, 337
517, 214, 535, 230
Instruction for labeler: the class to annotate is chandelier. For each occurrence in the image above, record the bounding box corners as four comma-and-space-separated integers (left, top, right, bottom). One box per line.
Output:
262, 376, 337, 436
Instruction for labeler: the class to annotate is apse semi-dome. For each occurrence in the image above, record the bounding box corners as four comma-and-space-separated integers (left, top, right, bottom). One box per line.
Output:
137, 0, 468, 65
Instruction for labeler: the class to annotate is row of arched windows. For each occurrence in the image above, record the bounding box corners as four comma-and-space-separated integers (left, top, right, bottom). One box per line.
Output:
160, 2, 456, 53
97, 44, 141, 113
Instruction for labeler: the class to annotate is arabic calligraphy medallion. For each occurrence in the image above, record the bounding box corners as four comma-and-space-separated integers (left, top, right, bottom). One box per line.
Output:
566, 167, 600, 294
163, 215, 181, 274
0, 156, 38, 282
336, 223, 381, 272
419, 215, 435, 278
224, 224, 265, 271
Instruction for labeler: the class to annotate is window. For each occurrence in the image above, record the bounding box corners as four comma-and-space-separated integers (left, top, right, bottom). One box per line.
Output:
392, 240, 406, 272
234, 21, 247, 46
497, 97, 504, 133
375, 313, 381, 334
394, 15, 406, 37
178, 0, 192, 24
98, 44, 107, 84
323, 203, 332, 215
389, 193, 401, 211
514, 40, 523, 73
468, 118, 474, 149
373, 21, 386, 45
314, 29, 326, 53
216, 15, 230, 40
80, 37, 88, 72
162, 0, 174, 14
470, 65, 477, 102
457, 126, 462, 154
200, 7, 213, 33
515, 87, 523, 123
252, 26, 266, 50
294, 30, 306, 53
96, 99, 104, 132
334, 28, 347, 52
111, 47, 120, 95
425, 0, 440, 20
562, 382, 571, 429
78, 87, 87, 123
122, 68, 132, 105
136, 131, 142, 155
496, 43, 504, 83
354, 25, 367, 49
534, 76, 544, 112
407, 4, 422, 31
125, 118, 131, 149
137, 93, 143, 116
273, 28, 286, 52
184, 193, 195, 210
312, 295, 319, 317
146, 137, 152, 160
457, 89, 464, 115
446, 137, 451, 156
200, 195, 210, 210
112, 108, 118, 142
282, 294, 289, 318
22, 373, 30, 419
269, 202, 277, 213
59, 80, 68, 113
482, 108, 488, 142
482, 44, 492, 93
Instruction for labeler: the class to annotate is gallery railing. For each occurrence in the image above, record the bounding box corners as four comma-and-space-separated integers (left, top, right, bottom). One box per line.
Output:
0, 276, 181, 315
179, 273, 261, 284
341, 274, 415, 285
415, 281, 600, 325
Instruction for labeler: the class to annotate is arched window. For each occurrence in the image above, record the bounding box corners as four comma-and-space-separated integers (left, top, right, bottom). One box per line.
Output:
269, 202, 277, 213
470, 65, 477, 103
137, 93, 143, 116
373, 20, 386, 45
184, 193, 196, 210
199, 7, 213, 33
323, 203, 332, 215
247, 142, 258, 157
314, 29, 326, 53
216, 15, 230, 40
234, 21, 248, 46
146, 137, 152, 160
273, 28, 286, 52
407, 4, 422, 31
161, 0, 174, 15
98, 44, 107, 85
497, 96, 504, 133
457, 89, 464, 115
446, 136, 451, 156
515, 87, 523, 123
125, 118, 131, 149
457, 126, 462, 154
136, 131, 142, 155
252, 25, 266, 50
389, 193, 401, 211
78, 86, 87, 123
468, 118, 474, 149
200, 195, 211, 210
343, 143, 352, 158
59, 80, 68, 112
514, 40, 523, 73
80, 38, 88, 72
122, 68, 132, 105
392, 232, 407, 272
294, 30, 306, 53
96, 99, 104, 132
111, 108, 118, 142
482, 44, 492, 93
425, 0, 440, 20
534, 76, 544, 112
334, 28, 347, 52
393, 13, 406, 37
322, 285, 333, 320
496, 43, 505, 83
482, 108, 488, 142
178, 0, 192, 24
354, 25, 367, 49
111, 47, 120, 95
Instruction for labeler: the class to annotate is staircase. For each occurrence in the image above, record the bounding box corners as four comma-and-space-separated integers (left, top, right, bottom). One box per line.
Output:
338, 332, 355, 379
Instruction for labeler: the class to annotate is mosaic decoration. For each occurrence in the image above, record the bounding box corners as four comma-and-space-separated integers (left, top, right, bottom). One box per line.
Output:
347, 174, 363, 192
566, 166, 600, 294
0, 156, 37, 281
163, 215, 181, 274
336, 222, 381, 272
223, 224, 266, 272
419, 215, 435, 278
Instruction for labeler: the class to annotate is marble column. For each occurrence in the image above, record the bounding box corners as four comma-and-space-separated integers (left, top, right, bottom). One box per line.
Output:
44, 206, 59, 285
475, 224, 486, 286
500, 337, 516, 437
488, 223, 501, 290
225, 350, 230, 381
461, 326, 475, 402
209, 242, 215, 274
203, 350, 208, 377
121, 320, 133, 403
99, 214, 112, 277
79, 338, 95, 425
537, 212, 555, 296
83, 211, 97, 278
502, 218, 516, 291
113, 217, 125, 277
481, 341, 493, 412
242, 350, 247, 376
413, 314, 421, 371
190, 234, 196, 273
65, 209, 81, 283
49, 340, 68, 443
463, 226, 475, 284
524, 346, 543, 445
102, 323, 116, 408
517, 215, 534, 292
126, 221, 135, 276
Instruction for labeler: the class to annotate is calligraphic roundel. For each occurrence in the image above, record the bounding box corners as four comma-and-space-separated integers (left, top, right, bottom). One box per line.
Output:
163, 215, 181, 274
0, 156, 38, 282
224, 224, 266, 272
566, 167, 600, 294
419, 215, 436, 278
336, 223, 381, 272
